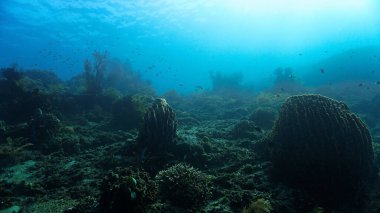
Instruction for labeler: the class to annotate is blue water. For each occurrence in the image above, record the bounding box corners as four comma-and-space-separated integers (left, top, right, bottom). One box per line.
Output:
1, 0, 380, 93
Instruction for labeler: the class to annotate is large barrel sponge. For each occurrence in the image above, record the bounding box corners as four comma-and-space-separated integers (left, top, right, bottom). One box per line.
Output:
271, 94, 375, 204
137, 98, 177, 153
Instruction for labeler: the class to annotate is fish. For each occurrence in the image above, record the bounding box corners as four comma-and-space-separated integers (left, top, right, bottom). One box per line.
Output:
195, 85, 203, 90
376, 81, 380, 85
358, 83, 363, 87
320, 68, 324, 74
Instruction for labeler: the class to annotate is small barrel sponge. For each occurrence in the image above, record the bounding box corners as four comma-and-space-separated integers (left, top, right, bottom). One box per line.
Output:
137, 98, 177, 152
271, 94, 375, 204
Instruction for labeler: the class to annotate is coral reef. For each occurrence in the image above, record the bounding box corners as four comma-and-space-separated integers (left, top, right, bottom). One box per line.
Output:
0, 67, 51, 124
137, 98, 177, 154
28, 108, 61, 151
155, 163, 212, 210
249, 107, 277, 130
111, 95, 150, 130
99, 167, 157, 213
3, 62, 380, 212
242, 198, 273, 213
271, 94, 375, 207
0, 120, 6, 141
83, 51, 108, 96
1, 66, 22, 82
229, 120, 262, 139
0, 137, 32, 166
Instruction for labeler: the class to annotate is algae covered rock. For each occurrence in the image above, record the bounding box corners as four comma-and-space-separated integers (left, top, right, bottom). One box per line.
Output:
137, 98, 177, 153
271, 94, 375, 206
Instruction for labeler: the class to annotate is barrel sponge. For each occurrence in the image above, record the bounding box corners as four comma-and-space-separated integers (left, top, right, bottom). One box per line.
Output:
137, 98, 177, 152
271, 94, 375, 203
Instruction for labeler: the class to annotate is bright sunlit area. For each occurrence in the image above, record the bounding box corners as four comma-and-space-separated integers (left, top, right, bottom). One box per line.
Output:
0, 0, 380, 92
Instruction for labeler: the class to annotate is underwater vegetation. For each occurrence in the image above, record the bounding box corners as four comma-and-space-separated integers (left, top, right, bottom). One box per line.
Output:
83, 50, 109, 96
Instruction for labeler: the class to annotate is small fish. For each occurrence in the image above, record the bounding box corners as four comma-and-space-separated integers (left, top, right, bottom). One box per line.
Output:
324, 50, 328, 53
320, 68, 324, 74
289, 74, 293, 78
358, 83, 363, 87
376, 81, 380, 85
298, 53, 303, 56
280, 88, 285, 91
179, 84, 184, 86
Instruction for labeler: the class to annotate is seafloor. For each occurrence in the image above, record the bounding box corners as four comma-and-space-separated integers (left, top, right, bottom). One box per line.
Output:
1, 67, 380, 213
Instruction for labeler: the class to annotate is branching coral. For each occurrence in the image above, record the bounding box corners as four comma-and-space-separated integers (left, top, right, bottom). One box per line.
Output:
99, 167, 157, 213
155, 163, 212, 210
83, 50, 108, 96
